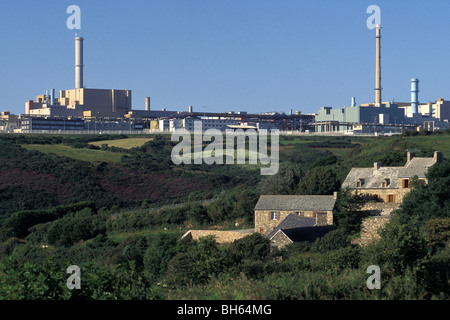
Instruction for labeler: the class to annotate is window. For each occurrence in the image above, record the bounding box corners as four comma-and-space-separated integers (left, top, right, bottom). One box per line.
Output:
271, 211, 278, 220
402, 179, 410, 188
382, 179, 390, 188
387, 194, 395, 203
356, 178, 364, 188
296, 211, 302, 216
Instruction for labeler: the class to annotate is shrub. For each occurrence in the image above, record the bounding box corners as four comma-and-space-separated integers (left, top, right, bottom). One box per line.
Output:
3, 201, 96, 238
144, 233, 179, 280
361, 216, 428, 276
311, 229, 351, 253
229, 233, 270, 261
46, 208, 106, 247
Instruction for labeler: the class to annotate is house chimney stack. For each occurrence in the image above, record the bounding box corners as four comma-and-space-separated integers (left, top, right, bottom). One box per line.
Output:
374, 162, 382, 171
407, 151, 415, 163
434, 151, 442, 163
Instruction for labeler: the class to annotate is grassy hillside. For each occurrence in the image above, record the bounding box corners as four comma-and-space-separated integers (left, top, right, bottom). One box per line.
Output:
21, 144, 124, 163
88, 137, 154, 149
0, 131, 449, 300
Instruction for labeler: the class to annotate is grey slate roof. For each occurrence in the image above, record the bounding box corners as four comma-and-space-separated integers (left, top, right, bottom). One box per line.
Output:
254, 195, 337, 212
342, 157, 437, 189
280, 225, 335, 243
266, 214, 317, 239
399, 157, 436, 178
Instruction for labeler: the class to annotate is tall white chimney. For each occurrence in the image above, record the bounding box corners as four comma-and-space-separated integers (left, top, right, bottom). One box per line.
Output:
75, 36, 84, 89
375, 24, 382, 106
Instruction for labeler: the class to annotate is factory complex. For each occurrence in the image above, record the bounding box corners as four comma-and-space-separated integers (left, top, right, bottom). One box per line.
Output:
2, 25, 450, 135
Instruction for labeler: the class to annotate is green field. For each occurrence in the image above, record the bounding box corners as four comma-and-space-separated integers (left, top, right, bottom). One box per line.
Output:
402, 135, 450, 156
21, 144, 124, 163
88, 137, 154, 149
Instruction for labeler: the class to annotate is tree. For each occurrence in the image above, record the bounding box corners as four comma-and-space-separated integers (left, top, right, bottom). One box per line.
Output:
231, 188, 259, 224
362, 215, 428, 276
144, 233, 179, 280
333, 187, 366, 235
296, 166, 340, 195
164, 235, 230, 286
229, 233, 270, 261
396, 159, 450, 227
261, 163, 303, 195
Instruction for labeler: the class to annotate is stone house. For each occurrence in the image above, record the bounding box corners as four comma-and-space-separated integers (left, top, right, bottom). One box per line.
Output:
341, 151, 442, 204
264, 213, 335, 249
255, 192, 337, 237
343, 150, 442, 245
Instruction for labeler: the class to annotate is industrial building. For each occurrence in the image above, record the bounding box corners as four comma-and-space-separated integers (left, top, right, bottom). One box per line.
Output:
0, 111, 21, 132
20, 116, 144, 133
21, 117, 85, 132
25, 37, 132, 118
313, 24, 450, 134
10, 23, 449, 135
126, 103, 314, 132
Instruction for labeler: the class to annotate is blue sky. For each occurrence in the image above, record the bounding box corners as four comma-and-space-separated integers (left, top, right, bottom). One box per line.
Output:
1, 0, 450, 115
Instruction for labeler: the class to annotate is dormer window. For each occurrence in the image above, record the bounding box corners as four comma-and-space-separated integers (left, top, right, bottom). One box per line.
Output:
382, 178, 390, 188
356, 178, 364, 188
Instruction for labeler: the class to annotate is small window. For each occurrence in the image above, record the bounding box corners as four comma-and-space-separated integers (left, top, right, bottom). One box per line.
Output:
402, 179, 410, 188
387, 194, 395, 203
296, 211, 302, 216
382, 178, 390, 188
271, 211, 278, 220
356, 178, 364, 188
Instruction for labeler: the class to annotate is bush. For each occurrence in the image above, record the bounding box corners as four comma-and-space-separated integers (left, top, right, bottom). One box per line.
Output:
311, 229, 351, 253
144, 233, 179, 280
165, 236, 231, 286
423, 217, 450, 250
3, 201, 96, 238
416, 247, 450, 298
361, 216, 428, 276
229, 233, 270, 261
46, 208, 106, 247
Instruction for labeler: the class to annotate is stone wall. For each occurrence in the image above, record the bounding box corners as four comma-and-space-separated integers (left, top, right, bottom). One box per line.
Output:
354, 216, 392, 246
270, 230, 292, 249
181, 229, 253, 244
355, 188, 410, 204
254, 210, 333, 236
361, 202, 400, 216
